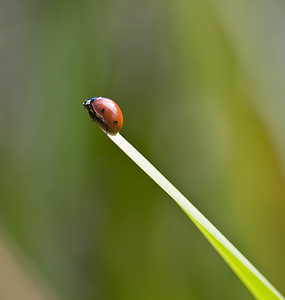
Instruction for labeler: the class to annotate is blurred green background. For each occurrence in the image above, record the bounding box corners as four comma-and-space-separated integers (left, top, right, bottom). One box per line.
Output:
1, 0, 285, 299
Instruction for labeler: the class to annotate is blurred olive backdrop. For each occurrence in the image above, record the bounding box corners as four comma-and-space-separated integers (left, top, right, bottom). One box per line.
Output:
1, 0, 285, 299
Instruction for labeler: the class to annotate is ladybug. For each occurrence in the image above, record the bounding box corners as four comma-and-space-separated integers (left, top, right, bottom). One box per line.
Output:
83, 97, 123, 133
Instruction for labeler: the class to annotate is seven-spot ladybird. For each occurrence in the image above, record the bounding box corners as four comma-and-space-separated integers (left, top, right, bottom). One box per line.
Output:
83, 97, 123, 133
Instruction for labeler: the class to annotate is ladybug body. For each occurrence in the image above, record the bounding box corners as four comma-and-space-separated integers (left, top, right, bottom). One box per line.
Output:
83, 97, 123, 133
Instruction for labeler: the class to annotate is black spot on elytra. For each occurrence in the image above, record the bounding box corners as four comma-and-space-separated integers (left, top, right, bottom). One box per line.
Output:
101, 108, 105, 113
113, 121, 118, 125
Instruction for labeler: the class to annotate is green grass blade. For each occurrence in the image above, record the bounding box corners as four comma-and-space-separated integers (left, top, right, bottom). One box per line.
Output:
106, 132, 284, 300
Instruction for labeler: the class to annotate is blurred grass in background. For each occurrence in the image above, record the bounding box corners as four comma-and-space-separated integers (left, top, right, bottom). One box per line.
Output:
1, 0, 285, 299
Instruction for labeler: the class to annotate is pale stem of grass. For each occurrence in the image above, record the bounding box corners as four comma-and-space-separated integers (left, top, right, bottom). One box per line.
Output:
104, 131, 284, 300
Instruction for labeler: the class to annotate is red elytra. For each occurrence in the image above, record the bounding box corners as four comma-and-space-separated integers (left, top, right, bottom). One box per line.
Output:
92, 97, 123, 133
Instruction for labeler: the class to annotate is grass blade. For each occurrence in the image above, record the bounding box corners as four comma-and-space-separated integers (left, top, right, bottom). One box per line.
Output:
105, 132, 284, 300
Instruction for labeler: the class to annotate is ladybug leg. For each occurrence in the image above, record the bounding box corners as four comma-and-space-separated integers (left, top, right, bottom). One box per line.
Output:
95, 115, 108, 134
87, 109, 96, 121
85, 107, 109, 134
103, 121, 109, 134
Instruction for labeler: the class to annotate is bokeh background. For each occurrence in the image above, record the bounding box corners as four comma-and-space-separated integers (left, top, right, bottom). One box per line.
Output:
1, 0, 285, 299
